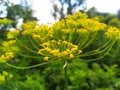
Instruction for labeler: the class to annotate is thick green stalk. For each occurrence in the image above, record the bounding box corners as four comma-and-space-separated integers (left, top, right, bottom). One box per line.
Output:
63, 60, 68, 90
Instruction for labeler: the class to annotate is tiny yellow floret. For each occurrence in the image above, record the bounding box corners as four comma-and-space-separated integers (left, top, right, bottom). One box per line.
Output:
62, 51, 69, 56
70, 54, 74, 59
44, 56, 49, 61
5, 52, 14, 59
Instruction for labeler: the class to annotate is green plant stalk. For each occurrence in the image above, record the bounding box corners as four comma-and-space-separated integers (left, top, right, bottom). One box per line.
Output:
68, 29, 76, 42
63, 60, 68, 90
16, 52, 43, 58
80, 39, 116, 62
15, 37, 37, 54
81, 31, 97, 49
28, 36, 39, 50
79, 39, 112, 56
79, 39, 113, 57
78, 32, 89, 48
5, 60, 58, 69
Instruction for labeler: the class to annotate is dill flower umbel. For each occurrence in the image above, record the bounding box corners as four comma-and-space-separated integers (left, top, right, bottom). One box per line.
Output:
105, 26, 120, 39
0, 52, 14, 63
0, 18, 13, 25
5, 52, 14, 59
38, 40, 82, 61
2, 40, 16, 47
7, 30, 20, 39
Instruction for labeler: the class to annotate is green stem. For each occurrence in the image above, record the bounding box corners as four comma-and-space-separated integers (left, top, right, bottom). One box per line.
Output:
15, 37, 37, 54
81, 31, 97, 49
63, 60, 68, 90
79, 39, 112, 56
78, 32, 89, 48
28, 36, 39, 50
79, 39, 112, 57
68, 29, 75, 42
16, 52, 43, 59
5, 60, 58, 69
79, 39, 116, 62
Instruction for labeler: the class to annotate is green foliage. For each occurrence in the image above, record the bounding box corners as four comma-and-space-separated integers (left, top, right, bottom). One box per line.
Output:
87, 7, 97, 18
7, 4, 37, 22
0, 72, 45, 90
39, 61, 120, 90
0, 61, 120, 90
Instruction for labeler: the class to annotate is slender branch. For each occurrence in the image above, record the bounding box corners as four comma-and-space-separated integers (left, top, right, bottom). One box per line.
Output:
16, 52, 43, 59
79, 39, 113, 57
80, 39, 112, 55
5, 60, 58, 69
79, 39, 116, 62
68, 29, 76, 42
15, 37, 38, 54
81, 31, 97, 49
78, 32, 89, 48
28, 36, 40, 50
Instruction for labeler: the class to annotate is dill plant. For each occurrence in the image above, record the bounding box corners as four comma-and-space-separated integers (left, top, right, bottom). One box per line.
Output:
0, 12, 120, 89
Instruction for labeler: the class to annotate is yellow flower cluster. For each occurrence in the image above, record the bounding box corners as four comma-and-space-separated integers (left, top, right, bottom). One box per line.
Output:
31, 25, 54, 42
7, 30, 20, 39
52, 12, 106, 34
0, 71, 13, 84
81, 19, 107, 32
22, 22, 54, 42
2, 40, 16, 47
105, 26, 120, 39
22, 21, 38, 35
22, 21, 38, 29
38, 40, 82, 61
0, 18, 13, 25
5, 52, 14, 59
0, 52, 14, 63
2, 40, 19, 52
